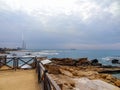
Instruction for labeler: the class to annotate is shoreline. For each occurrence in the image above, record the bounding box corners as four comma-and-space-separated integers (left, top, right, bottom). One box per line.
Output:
37, 57, 120, 89
0, 56, 120, 90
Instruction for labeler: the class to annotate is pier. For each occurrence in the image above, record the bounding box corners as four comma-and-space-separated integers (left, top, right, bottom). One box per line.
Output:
0, 56, 61, 90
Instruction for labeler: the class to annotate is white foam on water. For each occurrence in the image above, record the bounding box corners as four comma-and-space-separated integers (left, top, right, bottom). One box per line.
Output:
102, 56, 120, 61
8, 50, 59, 57
32, 52, 59, 55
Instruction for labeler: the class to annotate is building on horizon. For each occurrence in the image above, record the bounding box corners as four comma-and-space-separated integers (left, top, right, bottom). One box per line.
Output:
22, 40, 26, 50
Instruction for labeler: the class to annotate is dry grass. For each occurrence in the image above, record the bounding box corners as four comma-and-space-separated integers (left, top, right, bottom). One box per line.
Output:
0, 69, 41, 90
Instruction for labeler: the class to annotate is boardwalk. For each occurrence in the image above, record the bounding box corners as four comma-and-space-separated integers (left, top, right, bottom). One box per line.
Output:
0, 69, 41, 90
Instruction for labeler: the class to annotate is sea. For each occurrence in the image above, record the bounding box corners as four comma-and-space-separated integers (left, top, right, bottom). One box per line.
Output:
5, 49, 120, 79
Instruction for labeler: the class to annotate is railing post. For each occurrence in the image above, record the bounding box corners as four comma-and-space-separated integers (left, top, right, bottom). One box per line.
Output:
13, 57, 15, 70
16, 57, 18, 69
44, 70, 50, 90
34, 57, 37, 68
5, 55, 7, 65
0, 59, 1, 68
13, 57, 18, 71
37, 62, 40, 83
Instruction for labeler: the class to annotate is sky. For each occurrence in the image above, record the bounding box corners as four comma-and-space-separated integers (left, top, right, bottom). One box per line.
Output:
0, 0, 120, 49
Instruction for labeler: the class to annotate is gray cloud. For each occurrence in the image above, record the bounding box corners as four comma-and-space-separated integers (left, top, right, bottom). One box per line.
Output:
0, 0, 120, 49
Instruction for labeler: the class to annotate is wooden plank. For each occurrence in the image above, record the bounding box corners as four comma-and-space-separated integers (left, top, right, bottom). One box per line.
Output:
46, 73, 61, 90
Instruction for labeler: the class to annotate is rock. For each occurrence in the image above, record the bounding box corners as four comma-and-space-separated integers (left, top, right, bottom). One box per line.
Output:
90, 59, 102, 66
51, 74, 75, 90
106, 75, 113, 80
70, 83, 75, 87
112, 59, 119, 64
106, 75, 116, 83
61, 58, 75, 66
76, 58, 90, 66
59, 69, 73, 77
91, 59, 98, 63
100, 74, 108, 79
91, 59, 99, 66
51, 58, 93, 66
45, 65, 60, 74
115, 80, 120, 87
50, 58, 75, 66
51, 58, 63, 61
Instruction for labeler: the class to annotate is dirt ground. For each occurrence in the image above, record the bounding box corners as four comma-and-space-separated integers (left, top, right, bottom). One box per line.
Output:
0, 69, 41, 90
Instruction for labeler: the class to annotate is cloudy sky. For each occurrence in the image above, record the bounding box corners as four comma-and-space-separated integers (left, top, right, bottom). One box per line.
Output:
0, 0, 120, 49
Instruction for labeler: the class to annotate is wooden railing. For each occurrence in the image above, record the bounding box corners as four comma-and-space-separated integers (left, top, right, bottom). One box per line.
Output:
36, 61, 61, 90
0, 56, 37, 70
0, 56, 61, 90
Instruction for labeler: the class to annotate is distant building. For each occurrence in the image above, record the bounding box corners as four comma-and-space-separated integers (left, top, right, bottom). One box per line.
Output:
22, 40, 26, 50
21, 33, 26, 50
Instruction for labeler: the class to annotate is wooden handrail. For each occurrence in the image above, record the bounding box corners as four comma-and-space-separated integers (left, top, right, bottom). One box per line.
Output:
0, 56, 61, 90
39, 63, 46, 71
46, 73, 61, 90
37, 61, 61, 90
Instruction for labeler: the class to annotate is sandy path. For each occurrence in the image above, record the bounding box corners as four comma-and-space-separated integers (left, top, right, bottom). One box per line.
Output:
0, 69, 41, 90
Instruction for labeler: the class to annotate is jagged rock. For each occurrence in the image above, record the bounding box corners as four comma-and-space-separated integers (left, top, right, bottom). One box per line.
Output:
106, 75, 113, 80
115, 80, 120, 87
45, 65, 60, 74
106, 75, 117, 83
51, 58, 95, 66
91, 59, 98, 65
50, 74, 75, 90
59, 69, 73, 77
112, 59, 119, 64
51, 58, 75, 66
91, 59, 98, 63
100, 74, 108, 79
91, 59, 102, 66
45, 63, 120, 89
76, 58, 91, 66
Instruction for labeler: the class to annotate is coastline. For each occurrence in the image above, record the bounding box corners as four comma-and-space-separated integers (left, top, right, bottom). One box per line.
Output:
38, 57, 120, 89
1, 49, 120, 89
0, 55, 120, 90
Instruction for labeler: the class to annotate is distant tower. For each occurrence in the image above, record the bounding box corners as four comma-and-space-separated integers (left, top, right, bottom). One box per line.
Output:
22, 33, 26, 50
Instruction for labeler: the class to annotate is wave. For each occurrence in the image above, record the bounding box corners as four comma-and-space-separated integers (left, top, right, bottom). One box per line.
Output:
8, 50, 59, 57
32, 52, 59, 56
102, 56, 120, 61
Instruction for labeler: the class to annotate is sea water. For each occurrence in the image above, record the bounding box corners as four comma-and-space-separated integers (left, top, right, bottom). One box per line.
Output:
7, 49, 120, 78
31, 49, 120, 65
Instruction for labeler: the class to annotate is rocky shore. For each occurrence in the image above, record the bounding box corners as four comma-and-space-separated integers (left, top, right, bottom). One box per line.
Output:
0, 48, 19, 54
38, 57, 120, 90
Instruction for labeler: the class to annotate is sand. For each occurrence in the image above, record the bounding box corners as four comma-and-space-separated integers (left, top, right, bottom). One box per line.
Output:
0, 69, 41, 90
